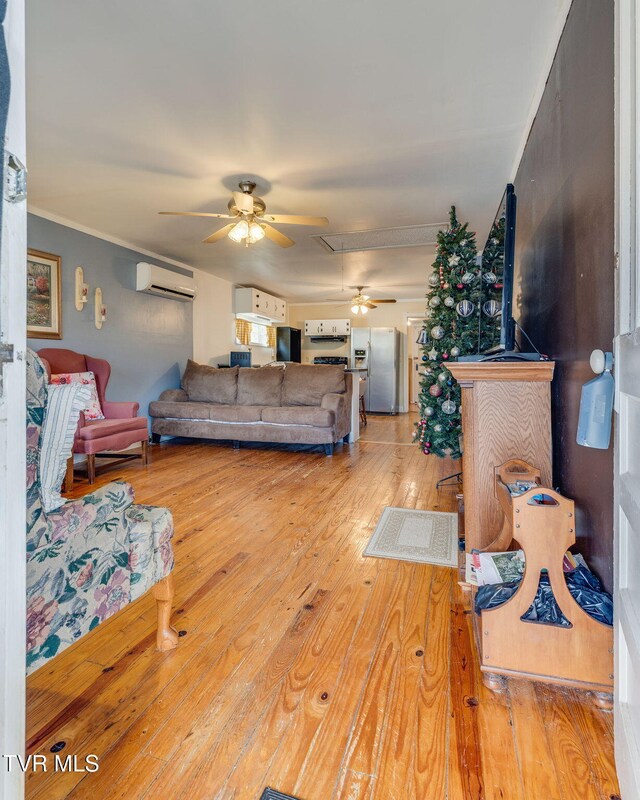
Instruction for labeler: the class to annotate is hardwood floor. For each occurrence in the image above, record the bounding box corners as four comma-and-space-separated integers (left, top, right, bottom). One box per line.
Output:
26, 414, 619, 800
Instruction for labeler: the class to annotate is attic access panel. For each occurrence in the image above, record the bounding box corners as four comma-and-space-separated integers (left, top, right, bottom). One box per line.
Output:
312, 223, 446, 254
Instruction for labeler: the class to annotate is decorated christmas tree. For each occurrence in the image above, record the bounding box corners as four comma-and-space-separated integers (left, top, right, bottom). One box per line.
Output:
415, 206, 504, 458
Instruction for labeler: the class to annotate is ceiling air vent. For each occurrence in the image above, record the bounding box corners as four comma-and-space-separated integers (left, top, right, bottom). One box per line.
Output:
312, 223, 446, 254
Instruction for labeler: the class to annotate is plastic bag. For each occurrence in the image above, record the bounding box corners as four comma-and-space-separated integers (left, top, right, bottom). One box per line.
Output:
474, 564, 613, 626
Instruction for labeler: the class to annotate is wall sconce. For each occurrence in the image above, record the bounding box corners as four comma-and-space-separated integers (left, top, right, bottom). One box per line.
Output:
75, 266, 89, 311
94, 288, 106, 329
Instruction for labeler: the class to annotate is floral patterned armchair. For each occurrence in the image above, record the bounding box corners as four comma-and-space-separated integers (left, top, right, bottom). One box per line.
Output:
26, 350, 177, 674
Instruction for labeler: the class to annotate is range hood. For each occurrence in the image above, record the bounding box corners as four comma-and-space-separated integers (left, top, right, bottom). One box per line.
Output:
309, 335, 347, 342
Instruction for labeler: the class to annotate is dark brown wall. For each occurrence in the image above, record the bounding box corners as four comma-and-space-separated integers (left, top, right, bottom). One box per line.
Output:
513, 0, 615, 590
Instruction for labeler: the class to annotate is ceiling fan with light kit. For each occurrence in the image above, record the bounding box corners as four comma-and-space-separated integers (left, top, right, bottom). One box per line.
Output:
349, 286, 397, 315
159, 180, 329, 248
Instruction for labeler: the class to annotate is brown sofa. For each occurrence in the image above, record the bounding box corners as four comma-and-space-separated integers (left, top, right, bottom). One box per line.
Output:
149, 361, 353, 455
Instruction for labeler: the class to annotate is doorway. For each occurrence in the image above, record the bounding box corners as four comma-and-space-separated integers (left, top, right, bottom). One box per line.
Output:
407, 317, 425, 410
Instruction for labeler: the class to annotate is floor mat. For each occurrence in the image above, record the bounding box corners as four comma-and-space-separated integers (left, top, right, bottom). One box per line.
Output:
364, 506, 458, 567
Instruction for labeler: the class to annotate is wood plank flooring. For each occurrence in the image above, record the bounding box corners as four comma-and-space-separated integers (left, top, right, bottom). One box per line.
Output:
26, 414, 619, 800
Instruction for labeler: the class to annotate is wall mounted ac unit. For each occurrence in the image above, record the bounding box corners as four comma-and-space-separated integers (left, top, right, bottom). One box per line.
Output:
136, 263, 197, 302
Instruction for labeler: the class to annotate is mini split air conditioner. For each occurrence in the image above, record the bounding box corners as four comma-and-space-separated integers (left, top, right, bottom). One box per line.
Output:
136, 263, 197, 302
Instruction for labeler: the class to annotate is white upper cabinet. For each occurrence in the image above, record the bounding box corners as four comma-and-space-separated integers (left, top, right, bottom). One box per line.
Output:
235, 287, 286, 323
304, 319, 351, 336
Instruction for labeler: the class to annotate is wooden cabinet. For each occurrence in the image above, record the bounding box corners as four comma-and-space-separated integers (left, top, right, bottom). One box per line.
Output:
304, 319, 351, 336
447, 361, 555, 553
235, 288, 286, 323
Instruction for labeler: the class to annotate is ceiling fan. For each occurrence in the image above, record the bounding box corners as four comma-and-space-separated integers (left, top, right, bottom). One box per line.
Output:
159, 180, 328, 248
349, 286, 397, 315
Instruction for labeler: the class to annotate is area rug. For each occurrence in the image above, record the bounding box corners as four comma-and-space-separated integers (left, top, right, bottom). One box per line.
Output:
364, 507, 458, 567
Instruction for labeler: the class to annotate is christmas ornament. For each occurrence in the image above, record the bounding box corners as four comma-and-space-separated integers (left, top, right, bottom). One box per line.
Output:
421, 354, 428, 362
482, 271, 497, 285
457, 283, 463, 289
460, 239, 467, 247
428, 274, 439, 287
424, 407, 434, 417
456, 300, 474, 318
438, 372, 447, 383
430, 325, 445, 340
461, 271, 476, 285
429, 295, 441, 308
441, 400, 456, 414
450, 346, 460, 357
427, 347, 438, 361
442, 352, 449, 359
429, 384, 443, 398
483, 299, 501, 318
448, 254, 461, 267
443, 283, 450, 289
444, 296, 455, 307
434, 424, 443, 432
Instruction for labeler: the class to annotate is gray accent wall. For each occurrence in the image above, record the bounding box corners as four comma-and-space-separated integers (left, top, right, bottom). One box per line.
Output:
27, 213, 193, 417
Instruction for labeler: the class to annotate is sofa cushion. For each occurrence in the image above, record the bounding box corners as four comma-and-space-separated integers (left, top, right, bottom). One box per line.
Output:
237, 366, 284, 406
149, 400, 213, 420
181, 360, 239, 404
208, 405, 263, 423
282, 365, 346, 406
261, 406, 335, 428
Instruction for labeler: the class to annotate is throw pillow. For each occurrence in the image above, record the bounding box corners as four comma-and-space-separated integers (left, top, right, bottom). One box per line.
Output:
50, 371, 104, 420
39, 383, 93, 513
181, 359, 239, 404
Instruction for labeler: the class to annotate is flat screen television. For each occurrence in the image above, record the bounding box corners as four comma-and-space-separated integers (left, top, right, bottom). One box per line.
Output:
459, 183, 543, 362
486, 183, 517, 354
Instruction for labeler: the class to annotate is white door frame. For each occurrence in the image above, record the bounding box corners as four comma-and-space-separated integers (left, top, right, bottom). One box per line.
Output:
0, 1, 27, 798
614, 1, 640, 796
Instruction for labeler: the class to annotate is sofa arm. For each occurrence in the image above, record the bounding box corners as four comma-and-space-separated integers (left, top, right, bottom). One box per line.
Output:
158, 388, 188, 402
322, 392, 351, 439
103, 400, 139, 419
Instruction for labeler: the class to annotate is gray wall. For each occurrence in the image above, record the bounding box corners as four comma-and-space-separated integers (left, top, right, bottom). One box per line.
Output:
513, 0, 614, 590
27, 214, 193, 417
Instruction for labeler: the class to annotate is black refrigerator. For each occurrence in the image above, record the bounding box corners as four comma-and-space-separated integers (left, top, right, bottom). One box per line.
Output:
276, 327, 301, 362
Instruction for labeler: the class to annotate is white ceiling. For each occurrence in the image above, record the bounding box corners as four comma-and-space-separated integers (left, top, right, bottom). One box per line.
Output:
26, 0, 567, 302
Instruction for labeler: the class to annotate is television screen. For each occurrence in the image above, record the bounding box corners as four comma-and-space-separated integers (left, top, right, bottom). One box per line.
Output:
484, 184, 517, 353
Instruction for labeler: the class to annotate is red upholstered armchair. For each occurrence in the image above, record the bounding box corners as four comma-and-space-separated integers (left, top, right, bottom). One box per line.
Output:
37, 348, 149, 484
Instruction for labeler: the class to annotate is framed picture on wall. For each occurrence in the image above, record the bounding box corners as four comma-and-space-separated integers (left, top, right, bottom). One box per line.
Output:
27, 249, 62, 339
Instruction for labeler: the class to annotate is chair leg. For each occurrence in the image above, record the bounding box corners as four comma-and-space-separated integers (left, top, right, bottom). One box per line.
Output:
63, 456, 74, 493
87, 454, 96, 484
141, 439, 149, 466
152, 574, 179, 652
151, 432, 161, 444
324, 443, 334, 456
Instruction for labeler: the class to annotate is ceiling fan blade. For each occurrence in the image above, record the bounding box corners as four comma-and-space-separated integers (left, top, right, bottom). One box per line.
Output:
370, 299, 397, 303
258, 214, 329, 227
233, 191, 254, 215
159, 211, 236, 219
364, 302, 377, 309
263, 224, 295, 248
202, 223, 236, 243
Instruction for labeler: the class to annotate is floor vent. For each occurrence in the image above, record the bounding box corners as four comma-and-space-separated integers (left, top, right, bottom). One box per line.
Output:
312, 222, 446, 254
259, 789, 303, 800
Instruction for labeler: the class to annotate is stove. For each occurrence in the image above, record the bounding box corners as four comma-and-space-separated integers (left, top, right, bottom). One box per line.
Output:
313, 356, 348, 366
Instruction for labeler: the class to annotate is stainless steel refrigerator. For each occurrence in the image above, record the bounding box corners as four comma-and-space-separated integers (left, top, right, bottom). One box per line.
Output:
351, 327, 400, 413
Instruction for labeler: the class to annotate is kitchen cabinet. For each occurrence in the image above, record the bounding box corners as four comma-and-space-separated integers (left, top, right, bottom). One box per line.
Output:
235, 288, 286, 323
304, 319, 351, 336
